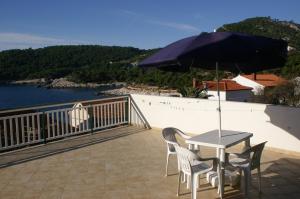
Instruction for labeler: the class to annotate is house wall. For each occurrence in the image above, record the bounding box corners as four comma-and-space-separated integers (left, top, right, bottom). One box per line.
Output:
131, 94, 300, 153
233, 75, 264, 94
206, 90, 226, 100
226, 90, 253, 102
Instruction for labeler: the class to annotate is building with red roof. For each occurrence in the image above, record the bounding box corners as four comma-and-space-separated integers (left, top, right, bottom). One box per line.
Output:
232, 74, 287, 94
193, 79, 253, 102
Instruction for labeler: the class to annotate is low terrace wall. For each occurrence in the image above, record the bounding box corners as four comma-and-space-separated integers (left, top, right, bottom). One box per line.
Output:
131, 94, 300, 153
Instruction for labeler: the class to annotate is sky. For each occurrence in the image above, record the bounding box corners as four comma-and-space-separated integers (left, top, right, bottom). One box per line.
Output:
0, 0, 300, 51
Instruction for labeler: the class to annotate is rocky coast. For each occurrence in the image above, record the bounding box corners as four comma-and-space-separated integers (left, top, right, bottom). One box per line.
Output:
99, 86, 182, 97
10, 78, 181, 97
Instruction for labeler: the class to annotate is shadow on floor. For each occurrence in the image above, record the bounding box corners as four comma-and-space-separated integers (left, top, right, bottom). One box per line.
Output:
223, 156, 300, 198
0, 126, 147, 168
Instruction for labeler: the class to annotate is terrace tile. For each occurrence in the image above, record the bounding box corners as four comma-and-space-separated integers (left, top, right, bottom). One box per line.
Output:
0, 126, 300, 199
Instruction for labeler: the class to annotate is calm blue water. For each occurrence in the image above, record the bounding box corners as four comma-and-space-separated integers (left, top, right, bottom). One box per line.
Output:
0, 84, 104, 110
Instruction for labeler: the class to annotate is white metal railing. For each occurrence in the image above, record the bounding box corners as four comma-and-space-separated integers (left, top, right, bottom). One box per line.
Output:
0, 95, 149, 151
129, 97, 150, 128
0, 112, 43, 149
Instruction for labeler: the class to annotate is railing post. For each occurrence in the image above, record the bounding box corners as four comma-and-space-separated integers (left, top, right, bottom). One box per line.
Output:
41, 112, 47, 144
88, 105, 94, 134
128, 96, 131, 125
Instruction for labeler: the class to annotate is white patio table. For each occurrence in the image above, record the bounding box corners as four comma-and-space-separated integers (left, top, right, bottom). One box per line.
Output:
186, 129, 253, 199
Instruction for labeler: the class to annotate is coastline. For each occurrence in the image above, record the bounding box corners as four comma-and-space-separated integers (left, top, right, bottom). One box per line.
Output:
10, 78, 126, 89
99, 86, 182, 97
9, 78, 182, 97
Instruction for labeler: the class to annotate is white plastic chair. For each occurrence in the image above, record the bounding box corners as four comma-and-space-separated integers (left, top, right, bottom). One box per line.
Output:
162, 127, 199, 176
174, 144, 215, 199
226, 141, 267, 197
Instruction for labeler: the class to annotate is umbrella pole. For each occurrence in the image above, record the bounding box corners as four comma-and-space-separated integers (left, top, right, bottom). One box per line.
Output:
216, 62, 222, 137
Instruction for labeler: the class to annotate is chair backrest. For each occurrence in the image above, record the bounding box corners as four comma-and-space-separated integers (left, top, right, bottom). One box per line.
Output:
174, 145, 192, 175
162, 128, 178, 143
250, 141, 267, 170
162, 128, 178, 152
162, 127, 192, 152
162, 127, 191, 142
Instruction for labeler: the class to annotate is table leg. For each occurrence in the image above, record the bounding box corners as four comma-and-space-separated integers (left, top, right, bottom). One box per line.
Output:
216, 148, 225, 198
216, 148, 220, 194
219, 148, 225, 199
244, 138, 251, 157
245, 138, 250, 148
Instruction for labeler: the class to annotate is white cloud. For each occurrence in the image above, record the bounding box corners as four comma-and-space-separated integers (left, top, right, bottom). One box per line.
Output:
118, 9, 200, 33
148, 20, 200, 32
119, 9, 140, 17
0, 32, 87, 51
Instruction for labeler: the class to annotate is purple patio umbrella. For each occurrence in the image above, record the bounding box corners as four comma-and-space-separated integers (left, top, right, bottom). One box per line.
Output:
139, 32, 287, 137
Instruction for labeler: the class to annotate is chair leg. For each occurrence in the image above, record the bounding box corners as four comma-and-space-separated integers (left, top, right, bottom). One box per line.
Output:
187, 175, 190, 189
191, 175, 197, 199
243, 168, 251, 198
181, 172, 185, 183
257, 167, 261, 194
165, 153, 170, 177
177, 171, 182, 196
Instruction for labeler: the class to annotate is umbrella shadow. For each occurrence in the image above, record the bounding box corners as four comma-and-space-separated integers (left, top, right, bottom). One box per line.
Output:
264, 104, 300, 140
0, 126, 146, 168
222, 156, 300, 198
253, 157, 300, 197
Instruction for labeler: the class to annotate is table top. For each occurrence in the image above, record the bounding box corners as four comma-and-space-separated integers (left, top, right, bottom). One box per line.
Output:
186, 129, 253, 149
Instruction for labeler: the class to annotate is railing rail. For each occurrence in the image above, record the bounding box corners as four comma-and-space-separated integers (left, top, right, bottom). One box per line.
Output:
0, 96, 136, 152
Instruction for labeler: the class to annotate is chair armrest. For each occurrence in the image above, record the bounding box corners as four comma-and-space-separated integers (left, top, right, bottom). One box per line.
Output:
174, 128, 192, 139
227, 153, 241, 158
179, 133, 192, 140
198, 157, 217, 162
226, 148, 251, 159
225, 152, 249, 165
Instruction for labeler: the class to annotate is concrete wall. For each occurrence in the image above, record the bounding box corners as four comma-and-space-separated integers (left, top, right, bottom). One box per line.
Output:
131, 94, 300, 153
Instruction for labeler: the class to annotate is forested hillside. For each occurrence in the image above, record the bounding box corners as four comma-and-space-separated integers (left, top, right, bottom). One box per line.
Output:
0, 45, 213, 88
1, 17, 300, 88
218, 17, 300, 78
0, 45, 145, 81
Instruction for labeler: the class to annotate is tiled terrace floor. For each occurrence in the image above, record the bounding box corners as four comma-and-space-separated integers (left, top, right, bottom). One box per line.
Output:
0, 126, 300, 199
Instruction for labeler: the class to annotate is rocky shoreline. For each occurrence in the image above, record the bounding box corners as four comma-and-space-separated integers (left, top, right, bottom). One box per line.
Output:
99, 86, 182, 97
11, 78, 126, 89
11, 78, 47, 85
10, 78, 182, 97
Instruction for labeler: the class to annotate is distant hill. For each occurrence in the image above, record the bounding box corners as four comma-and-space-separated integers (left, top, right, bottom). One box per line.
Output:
217, 17, 300, 50
0, 45, 193, 88
0, 45, 153, 81
217, 17, 300, 78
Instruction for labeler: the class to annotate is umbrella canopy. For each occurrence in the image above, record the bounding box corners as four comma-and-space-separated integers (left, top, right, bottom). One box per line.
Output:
139, 32, 287, 73
139, 31, 287, 137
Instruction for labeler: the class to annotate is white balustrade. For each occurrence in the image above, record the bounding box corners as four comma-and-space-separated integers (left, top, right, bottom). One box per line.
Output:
0, 96, 149, 151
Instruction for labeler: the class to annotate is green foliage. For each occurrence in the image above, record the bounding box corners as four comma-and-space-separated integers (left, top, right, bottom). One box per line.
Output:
251, 81, 300, 106
0, 45, 146, 81
281, 52, 300, 78
217, 17, 300, 49
177, 87, 208, 98
0, 45, 216, 88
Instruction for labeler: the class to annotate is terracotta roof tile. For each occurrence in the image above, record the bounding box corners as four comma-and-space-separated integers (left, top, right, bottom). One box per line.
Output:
242, 74, 287, 87
196, 80, 252, 91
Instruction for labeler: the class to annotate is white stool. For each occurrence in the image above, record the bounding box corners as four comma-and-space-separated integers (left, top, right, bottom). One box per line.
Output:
206, 169, 240, 188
